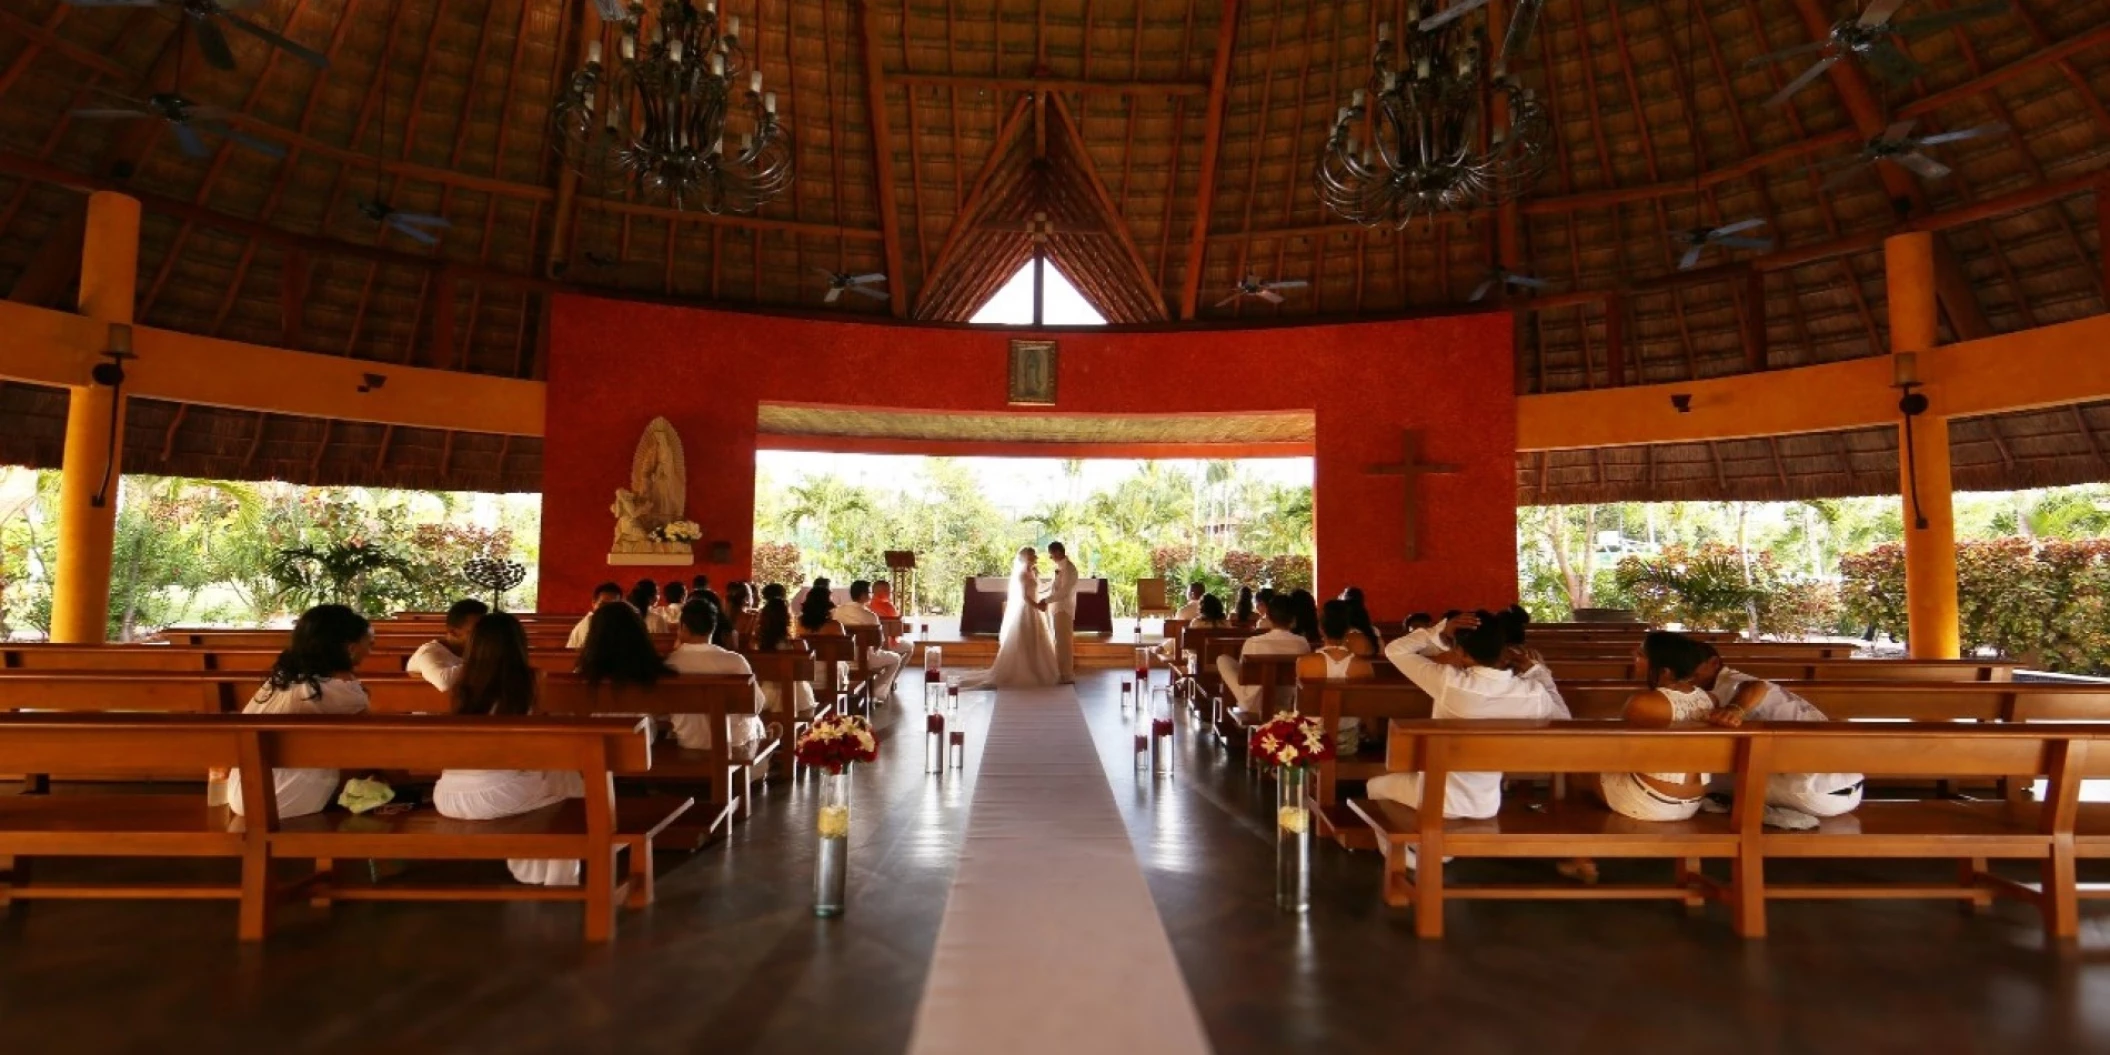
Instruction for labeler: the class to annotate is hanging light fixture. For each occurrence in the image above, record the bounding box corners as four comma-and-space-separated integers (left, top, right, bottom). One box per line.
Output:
1314, 0, 1552, 229
552, 1, 793, 213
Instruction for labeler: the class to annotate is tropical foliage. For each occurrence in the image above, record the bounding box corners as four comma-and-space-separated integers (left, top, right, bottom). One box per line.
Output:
1840, 538, 2110, 673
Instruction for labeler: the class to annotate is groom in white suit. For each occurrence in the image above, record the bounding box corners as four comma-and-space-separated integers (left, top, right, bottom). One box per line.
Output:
1042, 542, 1080, 685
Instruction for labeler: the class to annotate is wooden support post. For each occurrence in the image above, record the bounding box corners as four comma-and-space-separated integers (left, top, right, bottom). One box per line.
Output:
51, 191, 139, 644
1887, 232, 1959, 660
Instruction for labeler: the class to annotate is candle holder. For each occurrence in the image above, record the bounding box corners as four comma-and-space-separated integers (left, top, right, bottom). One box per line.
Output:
1150, 687, 1175, 778
1120, 679, 1133, 715
946, 685, 960, 718
948, 729, 964, 769
924, 711, 945, 774
1133, 648, 1151, 690
814, 770, 850, 917
1133, 695, 1151, 776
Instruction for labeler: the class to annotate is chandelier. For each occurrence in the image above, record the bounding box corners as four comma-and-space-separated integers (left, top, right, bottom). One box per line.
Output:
1313, 0, 1551, 229
552, 1, 793, 213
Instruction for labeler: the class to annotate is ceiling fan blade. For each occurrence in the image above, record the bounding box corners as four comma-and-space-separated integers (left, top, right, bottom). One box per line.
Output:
1679, 244, 1706, 271
1711, 217, 1767, 237
386, 219, 442, 246
1821, 163, 1869, 191
1714, 237, 1773, 251
848, 273, 886, 284
388, 212, 451, 228
1857, 0, 1909, 28
850, 285, 888, 300
1881, 118, 1918, 144
220, 11, 330, 69
1507, 274, 1551, 289
1418, 0, 1490, 32
1743, 39, 1830, 70
1861, 39, 1923, 84
1495, 0, 1544, 71
1891, 152, 1952, 180
1266, 280, 1310, 291
1468, 278, 1495, 303
1891, 0, 2008, 37
190, 15, 239, 72
1916, 122, 2006, 146
1765, 55, 1839, 107
1257, 289, 1285, 305
1213, 292, 1243, 309
171, 122, 211, 159
823, 286, 844, 303
69, 107, 152, 119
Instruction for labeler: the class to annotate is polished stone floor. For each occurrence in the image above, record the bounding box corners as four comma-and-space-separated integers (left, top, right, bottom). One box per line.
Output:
5, 672, 2110, 1053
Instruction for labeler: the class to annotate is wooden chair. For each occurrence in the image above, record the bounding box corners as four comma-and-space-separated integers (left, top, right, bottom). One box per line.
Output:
1135, 578, 1173, 622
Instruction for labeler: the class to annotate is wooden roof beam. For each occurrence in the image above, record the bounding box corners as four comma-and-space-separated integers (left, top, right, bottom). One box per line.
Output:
1176, 0, 1240, 321
1046, 93, 1167, 319
888, 72, 1210, 96
914, 95, 1034, 316
856, 0, 908, 316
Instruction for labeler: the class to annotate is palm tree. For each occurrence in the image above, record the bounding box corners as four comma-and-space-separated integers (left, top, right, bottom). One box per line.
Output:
783, 475, 873, 549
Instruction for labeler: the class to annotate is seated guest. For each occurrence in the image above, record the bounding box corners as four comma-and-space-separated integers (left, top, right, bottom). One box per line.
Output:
1403, 611, 1435, 634
1558, 633, 1719, 884
724, 581, 757, 647
1218, 595, 1313, 720
1493, 604, 1542, 674
1339, 586, 1383, 657
1233, 586, 1256, 626
227, 605, 374, 819
1289, 589, 1322, 647
691, 574, 712, 599
1173, 582, 1206, 621
797, 578, 844, 638
629, 579, 667, 633
751, 597, 818, 719
1692, 640, 1862, 823
664, 601, 766, 752
1253, 587, 1277, 629
1299, 600, 1374, 753
652, 582, 687, 633
831, 580, 906, 703
1155, 594, 1228, 661
566, 582, 625, 648
576, 602, 674, 687
407, 598, 487, 691
1367, 612, 1568, 846
760, 582, 787, 604
433, 613, 584, 887
869, 580, 900, 619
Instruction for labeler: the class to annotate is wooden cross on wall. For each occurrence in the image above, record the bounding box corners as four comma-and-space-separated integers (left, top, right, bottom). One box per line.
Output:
1365, 430, 1460, 561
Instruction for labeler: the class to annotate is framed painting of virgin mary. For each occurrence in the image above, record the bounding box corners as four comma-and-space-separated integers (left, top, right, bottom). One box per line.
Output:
1008, 339, 1057, 406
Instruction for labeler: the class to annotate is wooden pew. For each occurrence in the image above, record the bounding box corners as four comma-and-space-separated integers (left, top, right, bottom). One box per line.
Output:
1226, 653, 1306, 742
742, 650, 824, 774
802, 633, 875, 717
1531, 641, 1858, 661
538, 673, 773, 846
1347, 720, 2099, 940
1178, 628, 1261, 726
0, 712, 689, 942
1539, 657, 2018, 683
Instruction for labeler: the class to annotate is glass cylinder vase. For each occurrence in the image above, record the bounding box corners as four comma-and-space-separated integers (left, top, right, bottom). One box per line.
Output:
814, 770, 851, 917
1150, 687, 1175, 778
1275, 767, 1312, 913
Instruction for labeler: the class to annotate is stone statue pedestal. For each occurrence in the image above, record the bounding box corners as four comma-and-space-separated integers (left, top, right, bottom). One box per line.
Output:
608, 543, 694, 567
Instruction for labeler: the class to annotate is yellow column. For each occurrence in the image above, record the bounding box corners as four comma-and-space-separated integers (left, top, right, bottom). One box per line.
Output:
1885, 232, 1960, 659
50, 192, 140, 644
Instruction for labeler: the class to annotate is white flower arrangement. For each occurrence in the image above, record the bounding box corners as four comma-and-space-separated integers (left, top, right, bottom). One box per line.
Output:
651, 520, 703, 544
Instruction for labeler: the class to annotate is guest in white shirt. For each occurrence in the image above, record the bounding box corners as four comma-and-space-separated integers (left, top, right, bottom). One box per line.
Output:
1367, 611, 1570, 828
664, 601, 767, 751
226, 605, 374, 819
1173, 582, 1206, 622
406, 598, 487, 691
1692, 640, 1864, 820
629, 579, 670, 633
565, 582, 625, 649
832, 580, 906, 703
433, 613, 585, 887
651, 582, 688, 636
1219, 596, 1314, 720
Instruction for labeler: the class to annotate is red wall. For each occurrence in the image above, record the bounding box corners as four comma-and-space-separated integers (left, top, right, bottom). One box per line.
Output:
542, 297, 1516, 619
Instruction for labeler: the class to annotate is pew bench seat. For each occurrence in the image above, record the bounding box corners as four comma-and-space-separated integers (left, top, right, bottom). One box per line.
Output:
277, 794, 695, 911
0, 795, 246, 906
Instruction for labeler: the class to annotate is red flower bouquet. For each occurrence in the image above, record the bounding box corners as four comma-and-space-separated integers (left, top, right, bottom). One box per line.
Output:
794, 714, 879, 773
1246, 711, 1335, 770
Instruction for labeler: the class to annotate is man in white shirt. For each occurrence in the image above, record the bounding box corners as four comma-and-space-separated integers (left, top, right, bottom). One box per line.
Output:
663, 602, 767, 751
406, 598, 487, 691
832, 580, 906, 703
1173, 582, 1206, 622
1043, 542, 1081, 685
1693, 644, 1863, 819
1219, 596, 1313, 719
1368, 611, 1570, 824
565, 582, 625, 649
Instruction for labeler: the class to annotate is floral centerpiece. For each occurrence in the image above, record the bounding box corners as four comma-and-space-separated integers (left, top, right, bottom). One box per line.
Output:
650, 519, 703, 544
794, 714, 877, 917
1247, 711, 1334, 913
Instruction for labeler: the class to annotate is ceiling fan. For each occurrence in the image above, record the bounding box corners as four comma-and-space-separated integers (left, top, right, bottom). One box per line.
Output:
71, 89, 285, 160
818, 269, 887, 304
1215, 274, 1309, 308
355, 199, 450, 246
1748, 0, 2008, 108
1817, 119, 2006, 190
64, 0, 329, 71
1469, 266, 1549, 303
1670, 218, 1771, 272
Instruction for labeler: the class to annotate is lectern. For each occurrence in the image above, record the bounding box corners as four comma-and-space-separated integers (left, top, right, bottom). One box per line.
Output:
884, 550, 917, 615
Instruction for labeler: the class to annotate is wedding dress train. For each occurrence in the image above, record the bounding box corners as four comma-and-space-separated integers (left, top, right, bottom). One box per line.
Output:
954, 554, 1061, 690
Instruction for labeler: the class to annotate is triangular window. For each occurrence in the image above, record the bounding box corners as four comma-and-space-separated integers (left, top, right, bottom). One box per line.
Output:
969, 258, 1108, 326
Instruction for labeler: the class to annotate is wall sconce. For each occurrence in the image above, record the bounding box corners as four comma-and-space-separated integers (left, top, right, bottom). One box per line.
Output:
91, 323, 136, 509
1893, 351, 1930, 530
1669, 393, 1693, 414
357, 372, 388, 393
707, 540, 733, 564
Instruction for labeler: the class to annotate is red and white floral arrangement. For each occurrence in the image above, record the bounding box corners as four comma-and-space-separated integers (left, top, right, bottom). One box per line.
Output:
1246, 711, 1335, 770
794, 713, 879, 773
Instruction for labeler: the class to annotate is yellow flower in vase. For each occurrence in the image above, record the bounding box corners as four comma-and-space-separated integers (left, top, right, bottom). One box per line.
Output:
817, 804, 851, 840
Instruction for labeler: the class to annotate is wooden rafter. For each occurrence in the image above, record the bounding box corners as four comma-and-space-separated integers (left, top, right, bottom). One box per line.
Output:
1176, 0, 1240, 321
856, 0, 909, 316
1046, 93, 1163, 308
889, 73, 1209, 96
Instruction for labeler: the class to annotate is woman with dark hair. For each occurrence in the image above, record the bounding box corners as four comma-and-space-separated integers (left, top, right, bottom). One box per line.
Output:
432, 614, 586, 887
629, 578, 666, 633
1299, 599, 1375, 752
1232, 586, 1256, 626
749, 596, 817, 719
226, 605, 374, 819
1253, 587, 1277, 629
651, 581, 687, 632
797, 577, 844, 637
1339, 586, 1384, 657
575, 602, 674, 686
724, 581, 756, 647
1289, 588, 1322, 647
1196, 594, 1230, 628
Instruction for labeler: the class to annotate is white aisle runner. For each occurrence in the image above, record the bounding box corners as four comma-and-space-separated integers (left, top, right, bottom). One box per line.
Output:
906, 687, 1213, 1055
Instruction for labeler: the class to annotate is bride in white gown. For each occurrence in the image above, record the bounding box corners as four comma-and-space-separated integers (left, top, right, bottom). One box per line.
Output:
954, 547, 1061, 690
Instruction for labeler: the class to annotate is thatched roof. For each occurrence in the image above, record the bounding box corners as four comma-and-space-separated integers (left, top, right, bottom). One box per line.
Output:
1, 0, 2106, 501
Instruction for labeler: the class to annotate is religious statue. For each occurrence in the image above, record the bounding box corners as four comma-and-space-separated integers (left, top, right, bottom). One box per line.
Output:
608, 417, 696, 566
